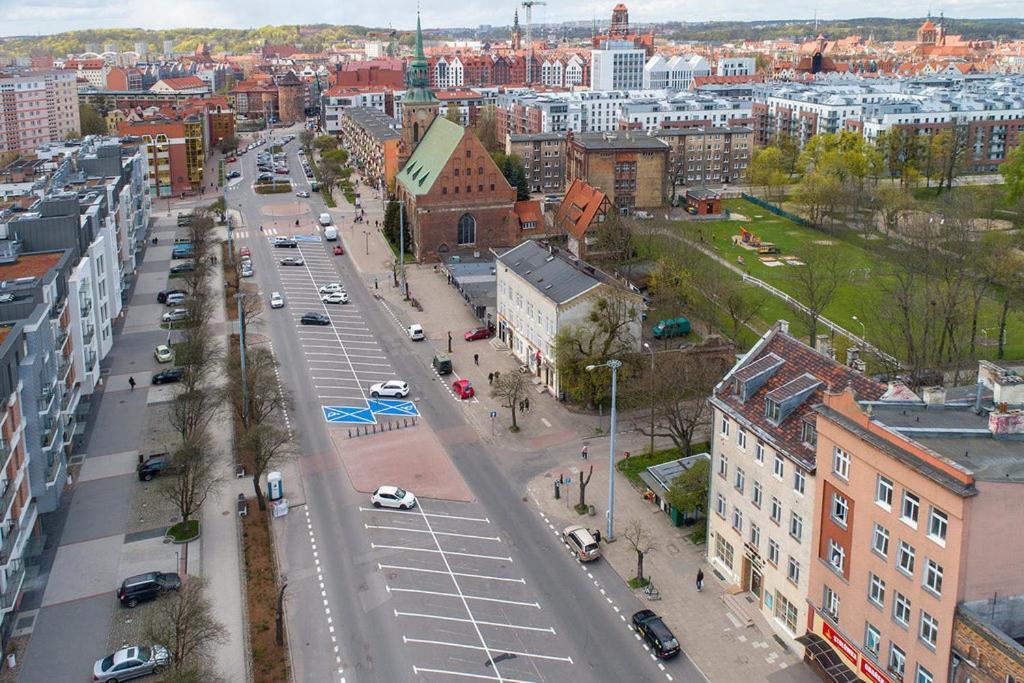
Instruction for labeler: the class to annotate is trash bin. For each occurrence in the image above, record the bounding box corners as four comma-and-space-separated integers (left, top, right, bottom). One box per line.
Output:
588, 505, 596, 516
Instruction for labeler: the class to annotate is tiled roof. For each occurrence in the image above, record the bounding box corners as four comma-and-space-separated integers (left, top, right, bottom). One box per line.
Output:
555, 178, 608, 240
155, 76, 207, 91
395, 118, 465, 196
733, 353, 784, 383
514, 200, 542, 226
713, 329, 886, 468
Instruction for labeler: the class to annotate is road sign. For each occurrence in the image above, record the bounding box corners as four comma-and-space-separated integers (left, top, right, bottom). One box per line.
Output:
368, 399, 419, 417
293, 235, 321, 242
322, 406, 376, 424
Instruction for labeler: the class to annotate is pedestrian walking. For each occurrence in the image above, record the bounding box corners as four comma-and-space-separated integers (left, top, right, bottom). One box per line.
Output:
593, 528, 601, 543
524, 397, 530, 412
474, 353, 479, 366
581, 444, 588, 460
518, 400, 525, 413
696, 568, 704, 592
128, 376, 136, 392
494, 371, 500, 382
488, 372, 494, 385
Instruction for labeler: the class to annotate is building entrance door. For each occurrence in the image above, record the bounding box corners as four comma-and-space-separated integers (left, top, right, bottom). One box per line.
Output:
750, 566, 763, 603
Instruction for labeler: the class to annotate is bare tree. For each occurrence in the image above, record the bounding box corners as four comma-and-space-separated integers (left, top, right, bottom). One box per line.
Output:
577, 465, 593, 513
593, 213, 636, 274
144, 576, 227, 675
621, 518, 657, 584
703, 277, 769, 345
491, 372, 528, 431
169, 388, 220, 445
787, 243, 842, 347
240, 423, 293, 511
553, 295, 639, 406
160, 438, 223, 525
225, 344, 291, 430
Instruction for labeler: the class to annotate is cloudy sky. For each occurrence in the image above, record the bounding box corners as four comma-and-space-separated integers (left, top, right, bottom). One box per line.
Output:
2, 0, 1022, 37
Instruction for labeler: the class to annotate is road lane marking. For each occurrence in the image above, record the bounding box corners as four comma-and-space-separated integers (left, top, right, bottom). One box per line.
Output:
360, 507, 489, 523
371, 543, 511, 562
402, 637, 572, 664
396, 611, 551, 633
387, 586, 538, 608
365, 524, 500, 542
380, 564, 525, 584
411, 667, 537, 683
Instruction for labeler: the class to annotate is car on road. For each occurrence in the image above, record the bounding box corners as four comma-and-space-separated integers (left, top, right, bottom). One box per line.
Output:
300, 312, 331, 326
333, 245, 344, 255
369, 380, 409, 399
137, 454, 172, 481
161, 308, 188, 323
270, 292, 284, 309
117, 571, 181, 608
280, 256, 304, 266
151, 367, 184, 385
273, 237, 297, 248
295, 190, 310, 198
93, 645, 169, 682
318, 213, 332, 226
408, 324, 425, 341
464, 326, 492, 341
241, 264, 254, 278
275, 167, 289, 175
562, 525, 601, 561
239, 246, 251, 257
164, 292, 186, 306
226, 155, 237, 163
226, 170, 241, 179
452, 379, 475, 399
154, 344, 174, 363
371, 485, 417, 510
156, 288, 185, 304
631, 610, 681, 659
318, 282, 345, 294
321, 291, 349, 304
169, 261, 194, 274
256, 172, 274, 182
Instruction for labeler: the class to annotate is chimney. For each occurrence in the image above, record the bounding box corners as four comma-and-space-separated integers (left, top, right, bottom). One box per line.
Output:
777, 320, 789, 335
988, 405, 1024, 437
922, 386, 947, 406
845, 346, 860, 368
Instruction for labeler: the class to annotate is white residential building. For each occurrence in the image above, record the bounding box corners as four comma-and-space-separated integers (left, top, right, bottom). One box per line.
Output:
590, 40, 646, 91
643, 54, 710, 91
432, 56, 465, 89
717, 57, 757, 77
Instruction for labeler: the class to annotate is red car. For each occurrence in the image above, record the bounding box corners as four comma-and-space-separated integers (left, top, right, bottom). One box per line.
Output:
226, 156, 237, 163
239, 247, 251, 257
464, 326, 492, 341
453, 379, 475, 399
333, 245, 344, 255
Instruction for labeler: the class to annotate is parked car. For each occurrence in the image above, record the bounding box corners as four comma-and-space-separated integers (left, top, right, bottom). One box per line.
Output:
432, 354, 452, 375
154, 344, 174, 363
226, 155, 237, 163
169, 262, 194, 274
632, 610, 681, 659
464, 326, 492, 341
162, 308, 188, 323
318, 282, 344, 294
369, 380, 409, 399
156, 289, 185, 304
137, 454, 172, 481
270, 292, 284, 309
226, 170, 241, 179
117, 571, 181, 608
300, 312, 331, 326
371, 485, 417, 510
273, 237, 297, 248
408, 324, 425, 341
240, 265, 254, 278
321, 292, 349, 305
239, 247, 251, 257
333, 245, 344, 255
151, 368, 184, 385
562, 525, 601, 561
164, 293, 186, 306
93, 645, 169, 682
296, 191, 310, 198
280, 256, 304, 266
453, 379, 475, 399
652, 317, 691, 339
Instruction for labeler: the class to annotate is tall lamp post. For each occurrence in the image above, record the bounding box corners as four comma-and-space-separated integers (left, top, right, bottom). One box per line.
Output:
851, 315, 866, 348
586, 359, 622, 540
642, 343, 655, 456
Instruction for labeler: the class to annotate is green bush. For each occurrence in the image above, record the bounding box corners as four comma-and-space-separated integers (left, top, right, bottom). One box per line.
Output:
167, 519, 200, 543
254, 184, 292, 195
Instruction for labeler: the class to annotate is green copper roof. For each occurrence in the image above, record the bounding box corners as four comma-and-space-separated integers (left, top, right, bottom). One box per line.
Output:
415, 14, 426, 62
404, 12, 436, 103
396, 118, 463, 196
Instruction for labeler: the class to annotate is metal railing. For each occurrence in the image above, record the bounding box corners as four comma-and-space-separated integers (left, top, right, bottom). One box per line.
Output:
0, 561, 25, 611
0, 521, 20, 565
79, 297, 92, 318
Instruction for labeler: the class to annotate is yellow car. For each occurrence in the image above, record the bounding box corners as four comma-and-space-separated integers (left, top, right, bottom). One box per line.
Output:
154, 345, 174, 363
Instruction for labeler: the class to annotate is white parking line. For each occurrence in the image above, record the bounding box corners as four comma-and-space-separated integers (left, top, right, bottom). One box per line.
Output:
364, 524, 500, 542
411, 667, 536, 683
380, 564, 525, 584
402, 638, 572, 665
396, 610, 550, 632
360, 507, 489, 523
372, 543, 511, 562
388, 586, 539, 608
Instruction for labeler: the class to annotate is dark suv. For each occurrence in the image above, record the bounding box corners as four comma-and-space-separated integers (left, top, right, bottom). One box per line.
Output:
137, 454, 172, 481
117, 571, 181, 608
632, 609, 681, 659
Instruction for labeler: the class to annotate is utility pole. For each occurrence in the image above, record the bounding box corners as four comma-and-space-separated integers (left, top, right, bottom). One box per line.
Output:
586, 359, 622, 540
643, 343, 655, 456
398, 201, 407, 298
237, 292, 249, 427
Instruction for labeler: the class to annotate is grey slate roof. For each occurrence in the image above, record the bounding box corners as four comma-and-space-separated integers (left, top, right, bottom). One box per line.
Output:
496, 240, 603, 305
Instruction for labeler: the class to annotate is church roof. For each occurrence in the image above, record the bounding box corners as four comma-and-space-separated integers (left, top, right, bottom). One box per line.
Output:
395, 117, 464, 196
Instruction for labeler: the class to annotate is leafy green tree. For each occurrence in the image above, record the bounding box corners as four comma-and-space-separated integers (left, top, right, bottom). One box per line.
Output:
553, 296, 639, 406
382, 200, 411, 252
79, 103, 106, 136
216, 135, 239, 154
1004, 144, 1024, 206
748, 146, 787, 201
313, 135, 339, 152
664, 457, 709, 516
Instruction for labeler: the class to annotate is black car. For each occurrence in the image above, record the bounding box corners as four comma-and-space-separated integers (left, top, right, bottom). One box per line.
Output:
273, 238, 298, 248
137, 454, 173, 481
300, 312, 330, 326
632, 610, 680, 659
157, 289, 186, 304
117, 571, 182, 608
226, 170, 241, 179
170, 262, 195, 274
152, 368, 184, 385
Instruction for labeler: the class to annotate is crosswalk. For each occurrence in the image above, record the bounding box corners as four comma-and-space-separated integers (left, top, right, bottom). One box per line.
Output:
231, 225, 323, 240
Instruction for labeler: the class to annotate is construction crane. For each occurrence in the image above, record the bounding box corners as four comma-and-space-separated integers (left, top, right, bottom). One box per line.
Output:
521, 0, 547, 85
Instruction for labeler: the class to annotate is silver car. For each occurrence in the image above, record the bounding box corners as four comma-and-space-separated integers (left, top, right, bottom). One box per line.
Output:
93, 644, 169, 682
161, 308, 188, 323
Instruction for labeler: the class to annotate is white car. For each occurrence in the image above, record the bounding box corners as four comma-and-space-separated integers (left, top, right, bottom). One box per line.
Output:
371, 485, 417, 510
369, 380, 409, 399
162, 308, 188, 323
408, 324, 425, 341
270, 292, 284, 309
321, 291, 349, 304
319, 282, 345, 294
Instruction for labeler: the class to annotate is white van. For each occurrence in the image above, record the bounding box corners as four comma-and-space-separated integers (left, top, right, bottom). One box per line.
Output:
318, 213, 332, 226
324, 226, 338, 241
408, 324, 425, 341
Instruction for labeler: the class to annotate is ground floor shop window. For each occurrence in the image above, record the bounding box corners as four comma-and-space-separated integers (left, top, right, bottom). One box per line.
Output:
773, 590, 798, 634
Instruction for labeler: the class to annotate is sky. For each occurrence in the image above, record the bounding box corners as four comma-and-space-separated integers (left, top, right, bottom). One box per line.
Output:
2, 0, 1023, 37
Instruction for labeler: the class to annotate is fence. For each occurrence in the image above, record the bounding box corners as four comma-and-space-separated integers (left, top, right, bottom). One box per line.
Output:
741, 193, 808, 227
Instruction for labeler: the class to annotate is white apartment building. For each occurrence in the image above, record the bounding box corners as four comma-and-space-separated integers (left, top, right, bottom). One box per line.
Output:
643, 54, 710, 91
494, 240, 642, 396
433, 56, 465, 89
322, 89, 389, 135
717, 57, 757, 77
590, 40, 646, 91
707, 323, 886, 653
621, 95, 753, 131
0, 70, 80, 154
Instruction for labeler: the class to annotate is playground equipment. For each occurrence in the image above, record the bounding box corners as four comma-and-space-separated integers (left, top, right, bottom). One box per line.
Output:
738, 226, 780, 254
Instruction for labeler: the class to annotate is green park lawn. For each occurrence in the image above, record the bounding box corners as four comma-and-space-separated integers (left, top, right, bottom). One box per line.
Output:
640, 199, 1024, 361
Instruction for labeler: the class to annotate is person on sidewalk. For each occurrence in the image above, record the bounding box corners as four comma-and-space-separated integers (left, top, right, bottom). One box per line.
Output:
474, 353, 479, 366
581, 444, 588, 460
524, 397, 530, 412
128, 376, 136, 392
696, 568, 704, 592
488, 372, 494, 385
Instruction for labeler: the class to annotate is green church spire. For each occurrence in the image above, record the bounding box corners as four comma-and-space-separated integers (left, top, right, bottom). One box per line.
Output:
405, 12, 435, 103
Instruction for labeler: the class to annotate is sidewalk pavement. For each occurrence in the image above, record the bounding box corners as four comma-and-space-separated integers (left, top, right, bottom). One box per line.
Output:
527, 437, 816, 683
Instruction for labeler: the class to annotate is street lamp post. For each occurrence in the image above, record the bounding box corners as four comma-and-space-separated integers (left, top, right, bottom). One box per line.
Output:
587, 359, 622, 541
643, 343, 655, 456
851, 315, 866, 348
363, 230, 370, 255
236, 292, 249, 427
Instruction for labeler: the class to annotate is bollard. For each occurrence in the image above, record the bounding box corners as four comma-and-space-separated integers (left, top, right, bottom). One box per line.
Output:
404, 418, 407, 428
554, 481, 561, 500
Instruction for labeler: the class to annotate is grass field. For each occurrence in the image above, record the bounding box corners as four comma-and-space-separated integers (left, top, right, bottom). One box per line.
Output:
641, 198, 1024, 361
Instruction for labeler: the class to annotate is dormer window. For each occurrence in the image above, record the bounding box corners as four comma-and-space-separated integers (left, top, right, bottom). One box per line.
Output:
801, 419, 817, 447
765, 398, 781, 422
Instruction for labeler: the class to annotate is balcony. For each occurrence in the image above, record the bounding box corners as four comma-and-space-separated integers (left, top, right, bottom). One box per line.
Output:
49, 299, 66, 321
59, 356, 72, 382
0, 480, 14, 521
37, 385, 55, 414
79, 297, 92, 318
45, 453, 64, 486
85, 350, 97, 371
0, 560, 25, 612
40, 418, 57, 450
55, 326, 69, 350
0, 520, 21, 565
82, 322, 95, 345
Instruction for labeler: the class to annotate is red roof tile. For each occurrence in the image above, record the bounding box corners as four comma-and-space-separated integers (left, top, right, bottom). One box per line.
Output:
555, 179, 609, 240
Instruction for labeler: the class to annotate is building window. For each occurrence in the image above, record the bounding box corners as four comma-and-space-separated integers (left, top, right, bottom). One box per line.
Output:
793, 469, 805, 495
787, 557, 800, 584
752, 481, 763, 508
823, 585, 840, 620
876, 475, 894, 510
868, 573, 886, 607
833, 447, 850, 480
924, 559, 943, 596
716, 494, 726, 518
897, 541, 916, 577
718, 454, 728, 478
888, 644, 906, 679
901, 491, 920, 527
801, 419, 817, 447
715, 534, 734, 569
770, 497, 782, 524
829, 539, 846, 573
734, 468, 745, 494
755, 440, 764, 464
765, 398, 780, 422
864, 623, 881, 659
915, 664, 934, 683
789, 512, 803, 542
872, 523, 890, 558
919, 611, 938, 649
893, 591, 912, 627
774, 591, 798, 634
773, 455, 784, 479
732, 507, 743, 532
750, 523, 760, 549
721, 417, 730, 436
768, 538, 780, 566
831, 492, 849, 527
737, 429, 747, 449
457, 213, 476, 245
927, 507, 948, 545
